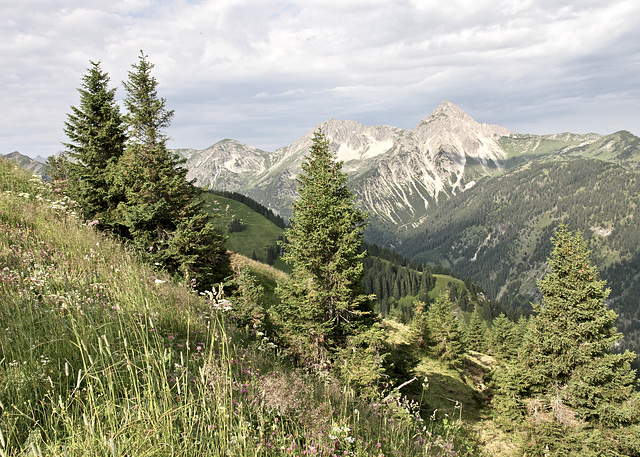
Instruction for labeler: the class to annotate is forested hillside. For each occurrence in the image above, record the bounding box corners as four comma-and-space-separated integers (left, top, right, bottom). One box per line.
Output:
8, 49, 640, 454
399, 157, 640, 360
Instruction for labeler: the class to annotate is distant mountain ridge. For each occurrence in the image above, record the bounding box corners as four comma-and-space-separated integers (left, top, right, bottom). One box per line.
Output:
1, 151, 49, 178
176, 101, 640, 244
177, 101, 513, 228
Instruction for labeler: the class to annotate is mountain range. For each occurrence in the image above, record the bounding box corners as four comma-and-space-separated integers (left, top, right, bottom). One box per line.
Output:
175, 101, 640, 362
176, 101, 640, 245
5, 101, 640, 360
0, 151, 49, 177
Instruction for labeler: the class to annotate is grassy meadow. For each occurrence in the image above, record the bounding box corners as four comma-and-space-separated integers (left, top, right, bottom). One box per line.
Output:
202, 193, 289, 271
0, 158, 483, 456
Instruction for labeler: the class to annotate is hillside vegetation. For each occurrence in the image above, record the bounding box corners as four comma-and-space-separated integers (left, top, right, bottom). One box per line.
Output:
204, 191, 495, 323
0, 159, 483, 455
8, 57, 640, 455
400, 158, 640, 363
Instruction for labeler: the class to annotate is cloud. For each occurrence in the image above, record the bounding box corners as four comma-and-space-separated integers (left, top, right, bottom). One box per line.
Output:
1, 0, 639, 157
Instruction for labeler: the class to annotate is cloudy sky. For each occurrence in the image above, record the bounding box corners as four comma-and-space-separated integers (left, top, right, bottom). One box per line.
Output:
2, 0, 639, 159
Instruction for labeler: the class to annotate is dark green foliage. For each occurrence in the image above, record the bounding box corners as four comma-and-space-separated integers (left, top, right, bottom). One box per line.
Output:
521, 226, 637, 424
158, 212, 230, 287
274, 129, 375, 367
62, 53, 230, 290
489, 313, 521, 360
398, 158, 640, 366
362, 249, 437, 317
265, 241, 282, 266
63, 61, 126, 231
229, 267, 266, 331
45, 155, 70, 182
110, 52, 230, 290
427, 295, 466, 369
228, 217, 244, 233
408, 301, 430, 351
333, 323, 390, 399
465, 306, 489, 353
493, 225, 640, 454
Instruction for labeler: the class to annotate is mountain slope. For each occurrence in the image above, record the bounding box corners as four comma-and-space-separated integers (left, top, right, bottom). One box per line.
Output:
397, 157, 640, 360
180, 101, 514, 239
1, 151, 48, 177
179, 101, 639, 247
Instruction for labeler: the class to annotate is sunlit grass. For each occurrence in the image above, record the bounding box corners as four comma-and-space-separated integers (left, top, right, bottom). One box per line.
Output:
0, 158, 477, 456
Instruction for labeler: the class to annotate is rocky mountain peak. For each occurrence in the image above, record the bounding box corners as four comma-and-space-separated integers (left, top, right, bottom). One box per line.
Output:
432, 100, 468, 119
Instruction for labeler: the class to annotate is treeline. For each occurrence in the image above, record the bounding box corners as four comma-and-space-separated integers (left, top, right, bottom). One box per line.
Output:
399, 158, 640, 363
362, 256, 433, 320
48, 55, 231, 291
407, 227, 640, 454
362, 241, 505, 321
250, 236, 285, 266
209, 190, 288, 229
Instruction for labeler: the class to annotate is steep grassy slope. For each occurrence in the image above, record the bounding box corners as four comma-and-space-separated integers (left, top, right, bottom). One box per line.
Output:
0, 158, 481, 456
202, 192, 287, 269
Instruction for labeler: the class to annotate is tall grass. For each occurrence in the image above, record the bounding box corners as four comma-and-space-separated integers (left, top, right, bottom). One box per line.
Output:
0, 159, 475, 456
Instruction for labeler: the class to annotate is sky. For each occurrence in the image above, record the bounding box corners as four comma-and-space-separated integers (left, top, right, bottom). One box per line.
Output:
2, 0, 639, 159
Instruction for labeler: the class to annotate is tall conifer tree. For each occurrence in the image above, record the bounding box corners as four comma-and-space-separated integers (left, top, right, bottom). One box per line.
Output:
493, 225, 640, 454
63, 61, 126, 231
113, 52, 229, 289
519, 225, 637, 424
275, 130, 373, 363
466, 306, 488, 353
428, 295, 466, 369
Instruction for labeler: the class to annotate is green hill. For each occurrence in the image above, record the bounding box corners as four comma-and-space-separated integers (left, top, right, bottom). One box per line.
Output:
202, 191, 494, 321
1, 158, 486, 456
202, 192, 288, 270
399, 157, 640, 365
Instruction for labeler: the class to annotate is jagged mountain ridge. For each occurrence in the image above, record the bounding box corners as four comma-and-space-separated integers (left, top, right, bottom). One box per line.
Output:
8, 101, 638, 247
1, 151, 49, 177
179, 100, 640, 245
179, 101, 515, 235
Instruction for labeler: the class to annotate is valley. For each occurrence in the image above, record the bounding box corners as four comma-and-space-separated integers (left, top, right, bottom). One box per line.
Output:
171, 101, 640, 367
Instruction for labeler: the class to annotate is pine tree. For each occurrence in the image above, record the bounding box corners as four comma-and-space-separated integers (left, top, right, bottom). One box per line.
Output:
493, 225, 640, 453
113, 52, 229, 289
274, 129, 373, 364
63, 61, 126, 231
427, 295, 466, 369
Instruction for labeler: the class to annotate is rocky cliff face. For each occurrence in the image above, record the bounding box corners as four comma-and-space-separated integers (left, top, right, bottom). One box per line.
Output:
179, 101, 638, 244
180, 101, 515, 235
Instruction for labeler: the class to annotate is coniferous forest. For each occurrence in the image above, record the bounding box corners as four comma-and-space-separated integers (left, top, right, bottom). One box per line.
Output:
1, 55, 640, 456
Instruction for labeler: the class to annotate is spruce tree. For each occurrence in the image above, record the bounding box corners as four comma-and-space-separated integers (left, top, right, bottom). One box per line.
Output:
489, 313, 519, 360
409, 300, 430, 351
274, 129, 373, 364
519, 225, 637, 425
113, 52, 229, 289
427, 295, 466, 369
63, 61, 126, 231
466, 306, 489, 353
493, 225, 640, 453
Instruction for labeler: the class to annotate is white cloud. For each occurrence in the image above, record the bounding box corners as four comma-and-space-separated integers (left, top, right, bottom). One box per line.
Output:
1, 0, 639, 157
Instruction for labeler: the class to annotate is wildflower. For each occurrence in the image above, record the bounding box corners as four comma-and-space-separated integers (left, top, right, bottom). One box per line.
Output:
154, 279, 166, 285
